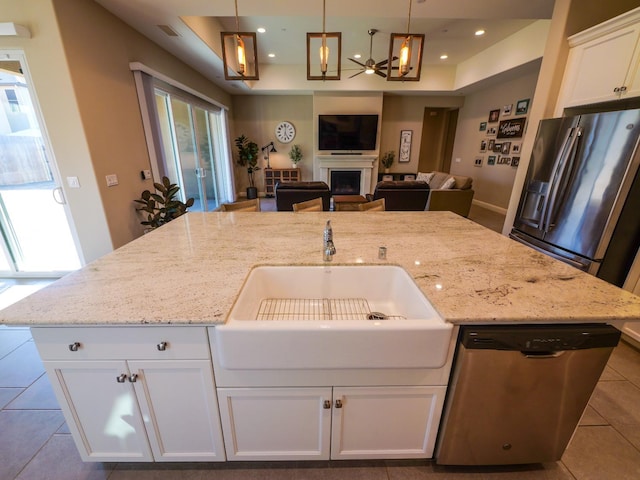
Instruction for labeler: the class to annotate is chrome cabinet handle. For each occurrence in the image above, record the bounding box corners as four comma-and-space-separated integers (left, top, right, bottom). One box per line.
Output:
68, 342, 81, 352
128, 374, 138, 383
157, 341, 168, 351
335, 399, 343, 408
323, 400, 331, 409
116, 374, 127, 383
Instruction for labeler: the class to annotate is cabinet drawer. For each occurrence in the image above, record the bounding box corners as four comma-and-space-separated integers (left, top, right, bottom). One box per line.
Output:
31, 326, 210, 360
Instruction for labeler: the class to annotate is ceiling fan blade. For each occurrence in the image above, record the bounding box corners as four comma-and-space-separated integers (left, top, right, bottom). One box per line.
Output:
349, 70, 365, 79
375, 59, 389, 68
348, 58, 366, 68
374, 69, 387, 78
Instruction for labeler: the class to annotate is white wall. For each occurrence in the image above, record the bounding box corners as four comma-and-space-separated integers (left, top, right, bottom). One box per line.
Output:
450, 66, 541, 212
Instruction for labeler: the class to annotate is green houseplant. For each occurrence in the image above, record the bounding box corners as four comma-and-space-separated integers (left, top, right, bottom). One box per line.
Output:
235, 134, 260, 199
380, 150, 395, 172
134, 176, 194, 230
289, 144, 303, 168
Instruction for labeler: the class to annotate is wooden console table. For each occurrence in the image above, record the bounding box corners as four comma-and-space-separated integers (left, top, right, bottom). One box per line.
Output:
264, 168, 300, 197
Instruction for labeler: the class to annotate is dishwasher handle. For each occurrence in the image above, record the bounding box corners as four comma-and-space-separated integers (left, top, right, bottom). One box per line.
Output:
521, 351, 566, 359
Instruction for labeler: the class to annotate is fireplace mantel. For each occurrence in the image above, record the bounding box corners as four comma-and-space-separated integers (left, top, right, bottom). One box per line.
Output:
315, 154, 378, 196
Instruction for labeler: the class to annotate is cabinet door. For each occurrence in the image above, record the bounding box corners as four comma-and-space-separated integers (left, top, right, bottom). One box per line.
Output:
44, 360, 153, 462
129, 360, 226, 461
331, 386, 446, 460
561, 24, 640, 107
217, 387, 332, 460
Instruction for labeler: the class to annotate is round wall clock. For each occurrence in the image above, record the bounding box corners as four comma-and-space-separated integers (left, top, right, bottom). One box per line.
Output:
275, 121, 296, 143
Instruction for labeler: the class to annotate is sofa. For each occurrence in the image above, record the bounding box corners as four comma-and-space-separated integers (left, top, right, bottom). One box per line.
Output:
366, 181, 430, 211
275, 181, 331, 211
417, 171, 475, 217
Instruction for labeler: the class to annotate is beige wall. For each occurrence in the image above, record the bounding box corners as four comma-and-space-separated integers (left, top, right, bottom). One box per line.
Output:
450, 66, 541, 211
231, 95, 313, 195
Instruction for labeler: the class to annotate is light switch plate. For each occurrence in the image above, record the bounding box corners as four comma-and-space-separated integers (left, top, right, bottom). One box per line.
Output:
106, 174, 118, 187
142, 169, 152, 180
66, 176, 80, 188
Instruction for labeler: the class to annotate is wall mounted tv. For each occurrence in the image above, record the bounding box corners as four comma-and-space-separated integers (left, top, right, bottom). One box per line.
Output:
318, 114, 379, 151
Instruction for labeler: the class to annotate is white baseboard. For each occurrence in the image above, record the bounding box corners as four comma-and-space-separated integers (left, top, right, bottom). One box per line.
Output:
472, 199, 507, 215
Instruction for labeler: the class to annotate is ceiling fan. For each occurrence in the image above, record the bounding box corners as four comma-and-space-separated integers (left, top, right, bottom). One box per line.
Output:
348, 29, 394, 79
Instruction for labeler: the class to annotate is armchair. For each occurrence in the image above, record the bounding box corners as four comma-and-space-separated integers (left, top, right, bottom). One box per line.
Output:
275, 181, 331, 211
367, 181, 430, 211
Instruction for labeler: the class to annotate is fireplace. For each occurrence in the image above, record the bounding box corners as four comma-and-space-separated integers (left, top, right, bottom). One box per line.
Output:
330, 170, 361, 195
315, 155, 377, 196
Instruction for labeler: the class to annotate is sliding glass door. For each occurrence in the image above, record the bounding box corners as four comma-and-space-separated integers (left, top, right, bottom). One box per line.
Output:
0, 52, 81, 275
153, 88, 229, 211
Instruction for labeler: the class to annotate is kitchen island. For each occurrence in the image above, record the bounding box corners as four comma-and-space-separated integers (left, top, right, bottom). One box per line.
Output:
1, 211, 639, 464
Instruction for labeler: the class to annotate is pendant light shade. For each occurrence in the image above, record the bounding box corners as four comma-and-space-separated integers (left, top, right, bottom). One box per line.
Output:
307, 0, 341, 80
220, 0, 259, 80
387, 0, 424, 81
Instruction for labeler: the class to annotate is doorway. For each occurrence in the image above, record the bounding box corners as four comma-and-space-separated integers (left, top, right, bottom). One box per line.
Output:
0, 52, 82, 276
418, 108, 459, 173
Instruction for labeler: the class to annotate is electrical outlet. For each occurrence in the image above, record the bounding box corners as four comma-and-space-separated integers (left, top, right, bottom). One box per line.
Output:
66, 176, 80, 188
141, 169, 152, 180
106, 174, 118, 187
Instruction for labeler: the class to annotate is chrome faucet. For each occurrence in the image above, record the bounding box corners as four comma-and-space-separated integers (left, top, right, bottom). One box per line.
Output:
323, 220, 336, 261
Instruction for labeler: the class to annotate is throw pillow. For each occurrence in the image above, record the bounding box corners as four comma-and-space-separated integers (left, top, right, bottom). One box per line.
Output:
441, 177, 456, 189
416, 172, 435, 184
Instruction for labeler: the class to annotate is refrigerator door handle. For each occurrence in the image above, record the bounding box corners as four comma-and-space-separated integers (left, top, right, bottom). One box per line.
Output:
510, 231, 590, 271
541, 127, 582, 232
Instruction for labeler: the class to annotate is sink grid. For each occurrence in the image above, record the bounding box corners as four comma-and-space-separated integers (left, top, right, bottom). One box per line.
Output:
256, 298, 404, 321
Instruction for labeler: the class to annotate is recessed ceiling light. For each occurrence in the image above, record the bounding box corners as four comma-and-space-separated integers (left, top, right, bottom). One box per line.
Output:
257, 27, 266, 33
354, 54, 362, 59
475, 29, 485, 36
268, 53, 275, 58
440, 54, 448, 60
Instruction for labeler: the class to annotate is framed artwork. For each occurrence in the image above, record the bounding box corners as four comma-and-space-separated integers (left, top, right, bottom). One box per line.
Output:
399, 130, 412, 163
502, 104, 513, 116
512, 143, 521, 154
487, 127, 497, 136
511, 157, 520, 167
488, 109, 500, 123
501, 141, 511, 154
479, 122, 487, 131
488, 139, 495, 151
516, 98, 530, 115
497, 118, 526, 139
487, 155, 496, 166
480, 140, 487, 152
474, 157, 483, 167
493, 142, 503, 153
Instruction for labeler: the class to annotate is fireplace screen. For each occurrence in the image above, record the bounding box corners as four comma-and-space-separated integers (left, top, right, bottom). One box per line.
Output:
330, 170, 361, 195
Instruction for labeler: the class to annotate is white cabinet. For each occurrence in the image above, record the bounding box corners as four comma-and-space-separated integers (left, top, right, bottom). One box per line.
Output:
556, 8, 640, 111
217, 386, 446, 461
31, 327, 226, 462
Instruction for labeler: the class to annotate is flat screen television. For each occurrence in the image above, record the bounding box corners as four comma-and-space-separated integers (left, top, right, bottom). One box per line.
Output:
318, 114, 378, 151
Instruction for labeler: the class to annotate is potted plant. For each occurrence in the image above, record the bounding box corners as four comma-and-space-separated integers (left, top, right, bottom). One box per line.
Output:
289, 144, 303, 168
235, 134, 260, 199
380, 150, 395, 173
134, 176, 194, 230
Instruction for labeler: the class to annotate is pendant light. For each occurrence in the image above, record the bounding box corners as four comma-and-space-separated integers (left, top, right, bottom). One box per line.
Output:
220, 0, 259, 80
306, 0, 341, 80
387, 0, 424, 82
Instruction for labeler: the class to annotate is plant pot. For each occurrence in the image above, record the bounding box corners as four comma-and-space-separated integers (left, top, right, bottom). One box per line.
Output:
384, 168, 390, 173
246, 186, 258, 199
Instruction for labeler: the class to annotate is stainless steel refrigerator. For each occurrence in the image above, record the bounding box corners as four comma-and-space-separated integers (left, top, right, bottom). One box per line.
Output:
510, 109, 640, 285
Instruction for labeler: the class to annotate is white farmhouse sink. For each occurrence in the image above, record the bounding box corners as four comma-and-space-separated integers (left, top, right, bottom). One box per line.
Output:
214, 265, 453, 370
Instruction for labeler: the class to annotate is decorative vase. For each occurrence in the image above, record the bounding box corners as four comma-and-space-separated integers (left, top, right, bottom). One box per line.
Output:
384, 168, 390, 173
246, 186, 258, 199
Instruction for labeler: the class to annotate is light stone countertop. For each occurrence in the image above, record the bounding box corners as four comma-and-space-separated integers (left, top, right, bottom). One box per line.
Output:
1, 211, 640, 326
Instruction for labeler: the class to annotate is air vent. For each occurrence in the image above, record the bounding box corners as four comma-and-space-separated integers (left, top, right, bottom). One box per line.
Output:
157, 25, 179, 37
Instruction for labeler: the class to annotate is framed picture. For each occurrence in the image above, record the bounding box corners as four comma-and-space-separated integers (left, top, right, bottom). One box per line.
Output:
488, 139, 495, 151
479, 122, 487, 131
516, 98, 530, 115
474, 157, 483, 167
399, 130, 412, 163
487, 155, 496, 166
502, 104, 513, 116
512, 143, 521, 154
493, 142, 503, 153
480, 140, 487, 152
497, 118, 526, 139
511, 157, 520, 167
501, 141, 511, 154
489, 109, 500, 123
487, 127, 497, 136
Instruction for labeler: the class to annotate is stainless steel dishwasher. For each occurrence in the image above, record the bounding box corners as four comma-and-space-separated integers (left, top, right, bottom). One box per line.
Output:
435, 323, 620, 465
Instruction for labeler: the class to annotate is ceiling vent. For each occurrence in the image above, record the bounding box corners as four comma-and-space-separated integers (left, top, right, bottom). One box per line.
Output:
157, 25, 180, 37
